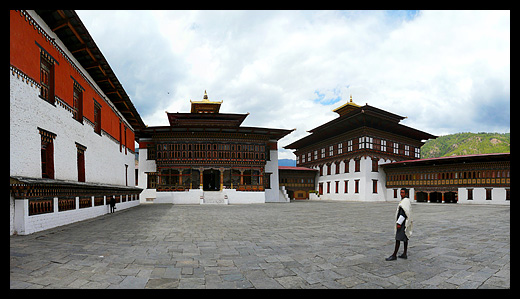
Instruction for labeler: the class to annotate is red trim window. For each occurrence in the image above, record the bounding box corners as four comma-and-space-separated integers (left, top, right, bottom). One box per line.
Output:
73, 83, 83, 123
76, 143, 86, 182
94, 101, 102, 135
39, 52, 54, 104
39, 128, 56, 179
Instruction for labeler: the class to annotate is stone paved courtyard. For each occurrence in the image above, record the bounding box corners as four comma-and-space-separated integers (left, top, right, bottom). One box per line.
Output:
10, 201, 510, 289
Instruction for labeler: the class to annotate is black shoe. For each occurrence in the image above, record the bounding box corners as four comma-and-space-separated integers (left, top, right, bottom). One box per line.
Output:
385, 255, 397, 261
398, 253, 407, 259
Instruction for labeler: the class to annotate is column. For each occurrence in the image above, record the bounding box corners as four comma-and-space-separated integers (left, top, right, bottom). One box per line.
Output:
199, 167, 204, 189
219, 168, 224, 190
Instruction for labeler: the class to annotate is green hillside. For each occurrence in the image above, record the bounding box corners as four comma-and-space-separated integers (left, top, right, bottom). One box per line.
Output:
420, 132, 510, 159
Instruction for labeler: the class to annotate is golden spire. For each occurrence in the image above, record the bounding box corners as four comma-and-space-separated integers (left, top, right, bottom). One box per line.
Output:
203, 90, 209, 101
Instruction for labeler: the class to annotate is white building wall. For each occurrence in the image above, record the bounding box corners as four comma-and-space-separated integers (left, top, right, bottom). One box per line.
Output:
10, 10, 137, 186
137, 146, 158, 203
265, 145, 283, 202
315, 156, 394, 202
10, 10, 140, 235
457, 187, 510, 205
10, 71, 135, 186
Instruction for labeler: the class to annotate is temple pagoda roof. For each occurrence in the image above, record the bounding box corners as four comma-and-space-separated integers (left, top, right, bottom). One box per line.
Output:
138, 91, 294, 141
284, 99, 436, 150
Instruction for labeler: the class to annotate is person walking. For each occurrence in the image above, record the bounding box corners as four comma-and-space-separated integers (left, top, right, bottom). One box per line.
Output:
386, 188, 413, 261
109, 195, 116, 214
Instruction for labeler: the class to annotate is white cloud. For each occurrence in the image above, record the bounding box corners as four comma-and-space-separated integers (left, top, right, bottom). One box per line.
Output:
77, 10, 510, 160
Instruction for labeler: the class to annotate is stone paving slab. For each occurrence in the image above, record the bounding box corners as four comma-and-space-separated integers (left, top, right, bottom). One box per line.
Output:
10, 201, 509, 289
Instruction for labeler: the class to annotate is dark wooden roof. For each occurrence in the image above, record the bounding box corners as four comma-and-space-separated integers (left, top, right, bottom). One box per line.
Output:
285, 104, 436, 150
380, 153, 510, 169
139, 124, 294, 141
167, 112, 249, 128
34, 10, 146, 133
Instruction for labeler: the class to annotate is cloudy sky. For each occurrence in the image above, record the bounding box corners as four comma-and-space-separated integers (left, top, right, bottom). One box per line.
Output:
76, 10, 510, 160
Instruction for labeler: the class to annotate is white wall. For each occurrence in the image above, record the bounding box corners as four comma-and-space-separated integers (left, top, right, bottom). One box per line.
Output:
457, 187, 510, 205
10, 73, 136, 186
13, 196, 139, 235
316, 156, 393, 201
137, 146, 157, 203
265, 146, 284, 202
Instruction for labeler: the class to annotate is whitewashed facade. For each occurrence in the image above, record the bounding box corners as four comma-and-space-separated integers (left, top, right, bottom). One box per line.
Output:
10, 10, 143, 235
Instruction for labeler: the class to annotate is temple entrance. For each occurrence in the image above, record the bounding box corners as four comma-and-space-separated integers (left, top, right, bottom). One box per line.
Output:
203, 169, 220, 191
416, 191, 428, 202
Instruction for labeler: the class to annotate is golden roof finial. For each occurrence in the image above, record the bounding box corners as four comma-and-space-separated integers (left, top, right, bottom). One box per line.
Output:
350, 94, 353, 103
203, 90, 209, 101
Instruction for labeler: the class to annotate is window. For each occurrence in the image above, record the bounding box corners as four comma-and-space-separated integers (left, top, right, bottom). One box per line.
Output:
314, 150, 318, 160
372, 180, 378, 193
393, 189, 398, 198
486, 188, 492, 200
355, 158, 360, 172
124, 126, 127, 155
344, 180, 348, 193
94, 101, 102, 134
40, 52, 54, 104
39, 128, 56, 179
326, 182, 330, 193
326, 164, 331, 175
393, 142, 399, 154
329, 145, 334, 157
467, 188, 473, 200
335, 181, 339, 193
76, 143, 86, 182
308, 152, 311, 162
371, 157, 379, 172
344, 160, 349, 173
321, 148, 325, 158
359, 137, 365, 149
301, 154, 306, 163
367, 137, 373, 149
73, 83, 83, 123
335, 161, 340, 174
119, 120, 122, 152
405, 145, 410, 156
147, 144, 156, 160
147, 172, 157, 189
381, 140, 387, 152
415, 147, 420, 158
347, 140, 353, 152
265, 173, 272, 189
355, 180, 359, 193
338, 143, 343, 154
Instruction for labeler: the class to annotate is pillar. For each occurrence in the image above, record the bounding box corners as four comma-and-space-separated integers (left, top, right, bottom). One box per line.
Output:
199, 168, 204, 189
219, 168, 224, 190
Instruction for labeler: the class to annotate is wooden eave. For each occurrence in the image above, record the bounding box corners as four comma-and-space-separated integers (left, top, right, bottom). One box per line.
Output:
34, 10, 146, 133
284, 105, 436, 150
